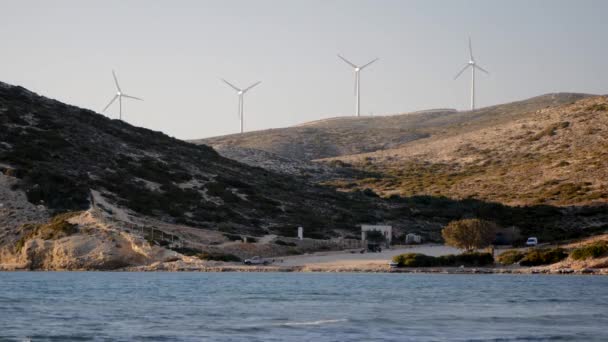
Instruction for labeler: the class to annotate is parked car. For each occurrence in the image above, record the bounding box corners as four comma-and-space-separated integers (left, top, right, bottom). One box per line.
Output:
388, 261, 399, 268
243, 256, 269, 265
526, 237, 538, 246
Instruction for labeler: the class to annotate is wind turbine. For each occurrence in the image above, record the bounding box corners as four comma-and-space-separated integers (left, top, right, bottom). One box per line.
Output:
338, 54, 379, 117
221, 79, 261, 134
102, 70, 143, 121
454, 37, 489, 111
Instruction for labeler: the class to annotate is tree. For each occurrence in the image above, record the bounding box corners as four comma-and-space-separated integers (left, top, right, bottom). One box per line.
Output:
365, 230, 387, 244
441, 219, 498, 252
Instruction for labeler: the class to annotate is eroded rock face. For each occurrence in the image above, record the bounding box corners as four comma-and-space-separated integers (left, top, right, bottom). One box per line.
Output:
1, 211, 179, 271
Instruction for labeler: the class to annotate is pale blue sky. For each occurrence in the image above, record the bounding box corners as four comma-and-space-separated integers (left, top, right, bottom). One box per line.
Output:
2, 0, 607, 139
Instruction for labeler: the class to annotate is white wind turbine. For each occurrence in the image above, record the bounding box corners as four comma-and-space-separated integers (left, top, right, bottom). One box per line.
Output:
102, 70, 143, 121
338, 54, 379, 117
221, 79, 261, 134
454, 37, 489, 111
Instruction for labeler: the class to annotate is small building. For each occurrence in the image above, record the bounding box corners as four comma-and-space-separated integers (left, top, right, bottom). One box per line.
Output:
405, 233, 422, 244
361, 224, 392, 246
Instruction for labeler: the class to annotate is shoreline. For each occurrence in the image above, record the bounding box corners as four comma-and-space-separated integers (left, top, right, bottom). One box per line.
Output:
3, 263, 605, 275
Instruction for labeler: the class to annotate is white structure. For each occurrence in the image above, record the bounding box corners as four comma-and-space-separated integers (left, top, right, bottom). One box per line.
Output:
361, 225, 392, 245
103, 70, 143, 121
297, 226, 303, 240
405, 233, 422, 244
337, 54, 379, 117
454, 37, 489, 111
221, 79, 261, 134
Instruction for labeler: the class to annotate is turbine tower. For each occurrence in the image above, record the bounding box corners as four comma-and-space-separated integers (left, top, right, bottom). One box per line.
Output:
338, 54, 378, 117
221, 79, 261, 134
102, 70, 143, 121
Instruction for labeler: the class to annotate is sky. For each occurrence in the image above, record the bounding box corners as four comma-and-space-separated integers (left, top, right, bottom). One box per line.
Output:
1, 0, 607, 139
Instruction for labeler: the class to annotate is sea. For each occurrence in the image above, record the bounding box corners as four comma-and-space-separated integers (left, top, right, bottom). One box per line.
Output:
1, 272, 607, 341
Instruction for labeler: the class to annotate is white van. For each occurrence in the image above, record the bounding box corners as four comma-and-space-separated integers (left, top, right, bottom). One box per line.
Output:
526, 237, 538, 246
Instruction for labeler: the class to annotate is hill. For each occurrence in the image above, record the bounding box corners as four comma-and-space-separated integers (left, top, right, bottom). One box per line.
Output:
1, 82, 605, 269
197, 93, 590, 162
323, 96, 608, 207
0, 82, 398, 237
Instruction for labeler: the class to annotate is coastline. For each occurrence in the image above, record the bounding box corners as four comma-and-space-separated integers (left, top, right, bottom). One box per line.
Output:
3, 243, 607, 275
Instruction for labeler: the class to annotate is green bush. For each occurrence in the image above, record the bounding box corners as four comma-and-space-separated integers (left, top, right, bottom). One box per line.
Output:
392, 252, 494, 267
497, 250, 526, 265
571, 241, 608, 260
393, 253, 438, 267
519, 248, 568, 266
197, 252, 241, 262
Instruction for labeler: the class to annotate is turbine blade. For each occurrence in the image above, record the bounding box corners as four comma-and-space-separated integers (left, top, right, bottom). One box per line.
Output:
454, 64, 470, 80
360, 58, 379, 69
221, 79, 241, 92
354, 72, 358, 95
474, 64, 489, 74
468, 37, 473, 60
112, 70, 122, 92
102, 95, 118, 112
122, 94, 143, 101
337, 54, 357, 68
243, 81, 261, 93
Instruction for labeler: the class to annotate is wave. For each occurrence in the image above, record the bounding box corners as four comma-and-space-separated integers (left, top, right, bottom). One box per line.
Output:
272, 319, 348, 327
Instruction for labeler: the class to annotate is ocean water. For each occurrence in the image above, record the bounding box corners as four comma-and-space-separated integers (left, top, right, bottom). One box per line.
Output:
1, 273, 607, 341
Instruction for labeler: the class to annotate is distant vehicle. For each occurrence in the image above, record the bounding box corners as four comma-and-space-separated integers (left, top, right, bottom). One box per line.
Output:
243, 256, 269, 265
526, 237, 538, 246
388, 261, 399, 268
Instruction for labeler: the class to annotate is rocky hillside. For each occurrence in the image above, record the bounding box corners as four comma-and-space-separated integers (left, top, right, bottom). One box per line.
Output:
0, 81, 392, 239
197, 94, 589, 161
324, 96, 608, 207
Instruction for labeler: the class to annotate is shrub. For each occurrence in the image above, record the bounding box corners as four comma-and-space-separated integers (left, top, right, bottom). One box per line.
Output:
171, 247, 202, 256
392, 252, 494, 267
519, 248, 568, 266
365, 230, 387, 244
224, 234, 243, 241
497, 250, 525, 265
393, 253, 437, 267
197, 252, 241, 262
442, 219, 498, 252
274, 240, 297, 247
586, 103, 608, 112
571, 241, 608, 260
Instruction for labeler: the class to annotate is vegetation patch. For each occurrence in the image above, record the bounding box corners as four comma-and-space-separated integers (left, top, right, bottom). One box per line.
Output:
519, 248, 568, 266
585, 103, 608, 112
528, 121, 570, 141
170, 246, 202, 256
571, 241, 608, 260
196, 252, 241, 262
274, 240, 297, 247
392, 252, 494, 267
496, 250, 526, 265
14, 212, 81, 252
